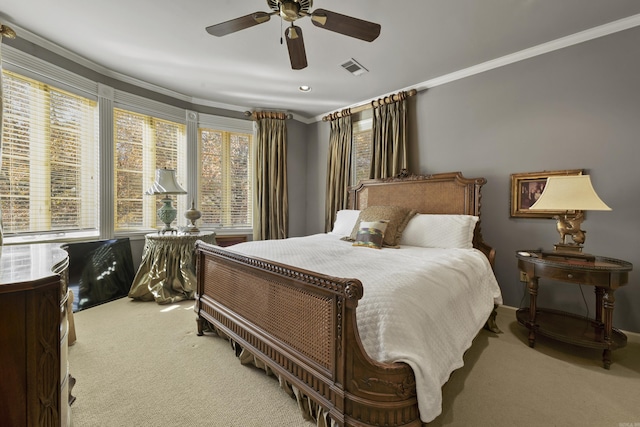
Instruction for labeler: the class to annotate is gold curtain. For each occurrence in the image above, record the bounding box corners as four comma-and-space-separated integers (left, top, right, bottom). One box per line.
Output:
324, 111, 352, 232
253, 112, 288, 240
370, 91, 410, 179
0, 24, 16, 245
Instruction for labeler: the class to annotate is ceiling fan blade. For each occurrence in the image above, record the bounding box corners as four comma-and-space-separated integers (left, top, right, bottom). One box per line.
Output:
310, 9, 381, 42
206, 11, 272, 37
285, 25, 308, 70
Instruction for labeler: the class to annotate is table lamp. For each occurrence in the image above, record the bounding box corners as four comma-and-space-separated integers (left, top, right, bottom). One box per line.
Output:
529, 175, 610, 258
145, 168, 187, 233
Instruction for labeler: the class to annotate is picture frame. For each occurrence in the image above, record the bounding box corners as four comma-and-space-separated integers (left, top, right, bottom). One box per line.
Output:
510, 169, 583, 218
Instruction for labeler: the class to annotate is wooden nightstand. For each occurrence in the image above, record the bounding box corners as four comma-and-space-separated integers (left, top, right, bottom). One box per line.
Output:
215, 234, 248, 247
516, 250, 633, 369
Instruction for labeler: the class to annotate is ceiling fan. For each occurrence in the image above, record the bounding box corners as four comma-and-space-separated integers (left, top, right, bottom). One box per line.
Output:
205, 0, 381, 70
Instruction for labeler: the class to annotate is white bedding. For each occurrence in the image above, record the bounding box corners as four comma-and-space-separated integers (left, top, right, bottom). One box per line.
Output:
224, 233, 503, 423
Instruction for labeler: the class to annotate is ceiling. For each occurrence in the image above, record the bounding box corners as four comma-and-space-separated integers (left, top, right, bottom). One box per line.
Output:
2, 1, 640, 122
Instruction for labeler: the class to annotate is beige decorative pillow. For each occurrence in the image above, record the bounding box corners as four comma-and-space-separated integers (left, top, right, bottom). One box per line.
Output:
353, 220, 389, 249
346, 205, 417, 247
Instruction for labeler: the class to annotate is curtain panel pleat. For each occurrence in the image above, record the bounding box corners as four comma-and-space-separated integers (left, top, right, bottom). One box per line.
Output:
254, 116, 288, 240
370, 91, 409, 179
324, 114, 352, 232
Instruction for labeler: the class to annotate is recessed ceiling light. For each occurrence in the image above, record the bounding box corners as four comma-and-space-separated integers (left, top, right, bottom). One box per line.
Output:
298, 85, 311, 92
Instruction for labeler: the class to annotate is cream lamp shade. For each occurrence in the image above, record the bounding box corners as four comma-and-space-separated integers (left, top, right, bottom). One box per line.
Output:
145, 168, 187, 196
529, 175, 611, 211
529, 175, 610, 257
145, 168, 186, 233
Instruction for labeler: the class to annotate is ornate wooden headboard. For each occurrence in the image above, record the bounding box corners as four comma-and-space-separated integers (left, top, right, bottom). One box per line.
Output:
347, 171, 495, 267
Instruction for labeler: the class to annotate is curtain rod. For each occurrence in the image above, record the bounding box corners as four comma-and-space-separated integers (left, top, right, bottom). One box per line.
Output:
244, 110, 292, 121
322, 88, 418, 122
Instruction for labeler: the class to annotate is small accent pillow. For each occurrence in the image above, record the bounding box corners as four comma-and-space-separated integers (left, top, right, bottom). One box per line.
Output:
352, 220, 389, 249
346, 205, 417, 248
330, 210, 361, 237
399, 214, 479, 249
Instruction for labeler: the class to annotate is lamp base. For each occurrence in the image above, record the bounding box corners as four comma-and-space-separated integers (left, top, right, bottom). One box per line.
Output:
157, 198, 178, 234
553, 243, 584, 253
541, 246, 595, 262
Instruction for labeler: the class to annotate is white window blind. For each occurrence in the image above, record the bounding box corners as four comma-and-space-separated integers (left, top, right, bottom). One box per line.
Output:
0, 70, 98, 236
114, 108, 186, 231
352, 117, 373, 186
199, 128, 252, 228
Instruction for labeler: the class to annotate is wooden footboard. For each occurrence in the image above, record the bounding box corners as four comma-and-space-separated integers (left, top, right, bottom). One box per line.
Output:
195, 242, 421, 427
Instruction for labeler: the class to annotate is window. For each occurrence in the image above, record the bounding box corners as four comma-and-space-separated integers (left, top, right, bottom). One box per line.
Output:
114, 108, 186, 231
0, 70, 98, 236
2, 48, 254, 241
352, 116, 372, 186
199, 128, 252, 228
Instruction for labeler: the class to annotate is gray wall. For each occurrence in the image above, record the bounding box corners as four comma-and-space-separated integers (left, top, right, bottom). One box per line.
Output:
303, 27, 640, 333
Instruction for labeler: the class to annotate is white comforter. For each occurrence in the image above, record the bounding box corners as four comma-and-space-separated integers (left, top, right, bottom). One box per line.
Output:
224, 233, 503, 422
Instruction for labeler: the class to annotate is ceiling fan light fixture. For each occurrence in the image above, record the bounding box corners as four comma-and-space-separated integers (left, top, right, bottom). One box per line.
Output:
279, 1, 301, 22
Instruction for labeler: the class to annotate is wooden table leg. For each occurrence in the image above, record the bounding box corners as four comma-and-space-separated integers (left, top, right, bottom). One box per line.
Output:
594, 287, 604, 330
602, 290, 615, 369
527, 276, 539, 348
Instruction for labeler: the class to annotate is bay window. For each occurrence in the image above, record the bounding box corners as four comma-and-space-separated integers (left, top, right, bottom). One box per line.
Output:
1, 49, 254, 242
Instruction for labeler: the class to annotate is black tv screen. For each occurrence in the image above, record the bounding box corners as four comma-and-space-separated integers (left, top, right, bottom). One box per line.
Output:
63, 238, 135, 312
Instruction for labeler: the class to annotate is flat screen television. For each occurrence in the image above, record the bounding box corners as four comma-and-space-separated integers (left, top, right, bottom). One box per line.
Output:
62, 238, 135, 312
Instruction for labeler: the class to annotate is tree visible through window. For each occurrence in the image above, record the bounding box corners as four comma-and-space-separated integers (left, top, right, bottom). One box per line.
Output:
352, 116, 373, 186
353, 130, 372, 185
0, 70, 98, 235
199, 128, 252, 228
114, 109, 186, 231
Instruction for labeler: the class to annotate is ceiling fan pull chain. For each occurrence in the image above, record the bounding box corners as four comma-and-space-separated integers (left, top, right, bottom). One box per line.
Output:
280, 18, 283, 44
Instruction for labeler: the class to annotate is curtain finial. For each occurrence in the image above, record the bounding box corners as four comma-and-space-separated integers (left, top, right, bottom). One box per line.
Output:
0, 24, 16, 40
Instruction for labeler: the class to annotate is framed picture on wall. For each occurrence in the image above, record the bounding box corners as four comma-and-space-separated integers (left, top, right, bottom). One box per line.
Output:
510, 169, 583, 218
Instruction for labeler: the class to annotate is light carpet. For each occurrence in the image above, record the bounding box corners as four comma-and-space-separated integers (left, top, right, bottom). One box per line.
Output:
69, 299, 640, 426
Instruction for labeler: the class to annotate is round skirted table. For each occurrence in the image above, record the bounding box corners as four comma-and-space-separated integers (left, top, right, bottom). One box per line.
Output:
128, 231, 216, 304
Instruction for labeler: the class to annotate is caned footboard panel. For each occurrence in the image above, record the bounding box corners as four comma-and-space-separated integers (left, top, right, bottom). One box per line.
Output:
202, 252, 336, 371
195, 242, 423, 427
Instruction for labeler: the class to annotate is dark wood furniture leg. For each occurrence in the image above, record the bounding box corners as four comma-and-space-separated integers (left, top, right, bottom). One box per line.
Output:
602, 290, 616, 370
526, 276, 539, 348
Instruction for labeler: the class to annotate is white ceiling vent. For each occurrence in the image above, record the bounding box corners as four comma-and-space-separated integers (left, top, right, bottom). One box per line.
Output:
341, 58, 369, 76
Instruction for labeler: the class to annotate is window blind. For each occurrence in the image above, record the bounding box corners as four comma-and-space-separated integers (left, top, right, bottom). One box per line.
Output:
0, 70, 98, 235
352, 116, 373, 185
199, 128, 252, 228
114, 108, 186, 231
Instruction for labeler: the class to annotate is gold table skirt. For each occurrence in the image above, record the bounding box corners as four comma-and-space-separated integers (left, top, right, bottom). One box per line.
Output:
128, 231, 216, 304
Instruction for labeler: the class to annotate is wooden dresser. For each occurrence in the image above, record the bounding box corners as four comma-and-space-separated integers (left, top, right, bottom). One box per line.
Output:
0, 244, 71, 426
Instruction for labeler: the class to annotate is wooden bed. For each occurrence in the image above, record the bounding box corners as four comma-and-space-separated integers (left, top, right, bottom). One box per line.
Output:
194, 172, 496, 427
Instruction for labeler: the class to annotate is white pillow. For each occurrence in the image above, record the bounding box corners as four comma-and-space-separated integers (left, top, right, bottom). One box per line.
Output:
330, 210, 361, 236
399, 214, 479, 249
